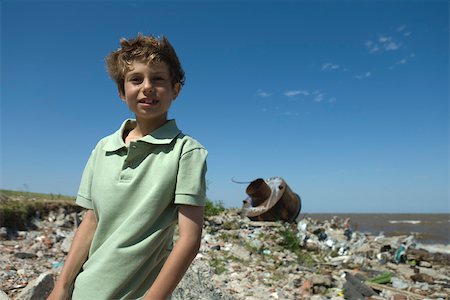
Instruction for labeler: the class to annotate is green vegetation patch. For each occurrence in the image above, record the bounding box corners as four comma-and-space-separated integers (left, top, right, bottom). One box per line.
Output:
210, 255, 227, 275
0, 189, 75, 201
279, 224, 316, 267
0, 190, 79, 229
204, 198, 225, 217
368, 272, 393, 284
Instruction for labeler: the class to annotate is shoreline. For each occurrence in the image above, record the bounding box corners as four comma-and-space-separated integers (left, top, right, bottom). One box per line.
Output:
415, 242, 450, 254
302, 212, 450, 246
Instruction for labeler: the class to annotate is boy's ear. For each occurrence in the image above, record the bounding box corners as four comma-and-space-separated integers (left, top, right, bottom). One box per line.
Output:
118, 88, 126, 101
173, 83, 182, 100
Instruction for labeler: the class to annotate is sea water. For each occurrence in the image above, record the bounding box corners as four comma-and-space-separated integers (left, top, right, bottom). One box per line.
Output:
304, 213, 450, 253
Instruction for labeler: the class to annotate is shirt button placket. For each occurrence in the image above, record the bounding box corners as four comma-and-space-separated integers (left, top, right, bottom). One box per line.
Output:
120, 143, 138, 181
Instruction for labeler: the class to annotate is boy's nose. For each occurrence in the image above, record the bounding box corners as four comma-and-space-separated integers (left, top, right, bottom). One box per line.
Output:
142, 80, 153, 93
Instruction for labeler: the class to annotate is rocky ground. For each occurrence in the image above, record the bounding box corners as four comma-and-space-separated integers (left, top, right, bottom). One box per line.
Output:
1, 207, 450, 300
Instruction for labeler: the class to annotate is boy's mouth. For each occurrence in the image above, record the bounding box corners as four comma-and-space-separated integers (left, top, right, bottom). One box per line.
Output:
139, 99, 159, 105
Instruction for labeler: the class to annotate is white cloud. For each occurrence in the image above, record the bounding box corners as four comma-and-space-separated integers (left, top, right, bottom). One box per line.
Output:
397, 25, 406, 32
354, 72, 371, 80
312, 90, 324, 102
284, 90, 301, 97
365, 41, 380, 53
284, 90, 309, 97
283, 111, 300, 116
378, 35, 390, 43
274, 89, 335, 104
321, 63, 340, 71
256, 89, 272, 98
384, 40, 402, 51
397, 25, 412, 37
390, 54, 414, 69
314, 96, 323, 102
366, 26, 413, 61
298, 90, 310, 96
366, 34, 403, 54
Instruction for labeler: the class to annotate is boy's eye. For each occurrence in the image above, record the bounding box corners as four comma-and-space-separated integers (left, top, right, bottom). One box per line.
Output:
129, 77, 142, 83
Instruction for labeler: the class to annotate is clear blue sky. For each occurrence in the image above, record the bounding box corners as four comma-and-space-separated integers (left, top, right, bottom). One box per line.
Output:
1, 0, 448, 213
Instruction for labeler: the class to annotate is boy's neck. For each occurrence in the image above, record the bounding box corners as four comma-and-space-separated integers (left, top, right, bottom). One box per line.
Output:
125, 117, 168, 144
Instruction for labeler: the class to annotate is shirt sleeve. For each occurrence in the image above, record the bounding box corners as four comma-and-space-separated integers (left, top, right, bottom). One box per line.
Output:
75, 148, 97, 209
174, 147, 208, 206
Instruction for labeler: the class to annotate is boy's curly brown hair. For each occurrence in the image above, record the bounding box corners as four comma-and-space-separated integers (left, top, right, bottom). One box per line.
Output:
106, 33, 185, 97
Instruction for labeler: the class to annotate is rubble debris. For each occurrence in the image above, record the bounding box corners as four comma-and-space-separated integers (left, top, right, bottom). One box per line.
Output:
0, 289, 9, 300
394, 243, 407, 264
343, 272, 377, 299
1, 205, 450, 299
410, 273, 434, 284
15, 272, 53, 300
240, 177, 301, 223
14, 252, 37, 260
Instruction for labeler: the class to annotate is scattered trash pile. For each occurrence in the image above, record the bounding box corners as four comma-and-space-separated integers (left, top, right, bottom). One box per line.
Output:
1, 208, 79, 299
198, 211, 450, 299
2, 207, 450, 299
0, 207, 229, 300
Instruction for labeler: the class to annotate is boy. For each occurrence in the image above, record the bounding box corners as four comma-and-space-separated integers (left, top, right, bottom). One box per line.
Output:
48, 33, 207, 300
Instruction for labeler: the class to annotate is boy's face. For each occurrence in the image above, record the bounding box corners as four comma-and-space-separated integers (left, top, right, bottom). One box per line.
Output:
120, 61, 181, 127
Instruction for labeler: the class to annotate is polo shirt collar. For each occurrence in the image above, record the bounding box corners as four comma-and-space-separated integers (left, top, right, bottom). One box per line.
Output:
102, 119, 181, 152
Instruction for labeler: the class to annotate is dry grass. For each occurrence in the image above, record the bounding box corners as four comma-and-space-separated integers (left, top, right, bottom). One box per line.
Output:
0, 189, 79, 229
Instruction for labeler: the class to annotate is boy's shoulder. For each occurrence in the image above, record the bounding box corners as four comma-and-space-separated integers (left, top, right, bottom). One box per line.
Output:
87, 124, 126, 155
175, 132, 207, 154
96, 131, 121, 149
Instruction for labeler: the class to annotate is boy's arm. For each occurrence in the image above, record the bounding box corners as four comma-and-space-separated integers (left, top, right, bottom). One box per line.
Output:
47, 209, 97, 300
144, 204, 204, 300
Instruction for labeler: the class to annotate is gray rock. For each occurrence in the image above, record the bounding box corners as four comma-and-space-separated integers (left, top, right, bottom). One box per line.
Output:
343, 272, 376, 300
0, 289, 10, 300
248, 238, 262, 249
0, 227, 8, 240
230, 244, 251, 261
60, 231, 74, 253
419, 261, 432, 268
310, 274, 333, 287
16, 272, 54, 300
410, 272, 434, 284
14, 252, 37, 259
172, 261, 234, 300
391, 277, 409, 289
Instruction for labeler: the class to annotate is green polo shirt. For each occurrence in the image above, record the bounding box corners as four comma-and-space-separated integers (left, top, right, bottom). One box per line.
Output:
72, 119, 207, 300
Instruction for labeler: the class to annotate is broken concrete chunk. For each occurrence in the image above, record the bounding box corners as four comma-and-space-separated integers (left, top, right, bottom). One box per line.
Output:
14, 252, 37, 259
16, 272, 54, 300
0, 289, 10, 300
